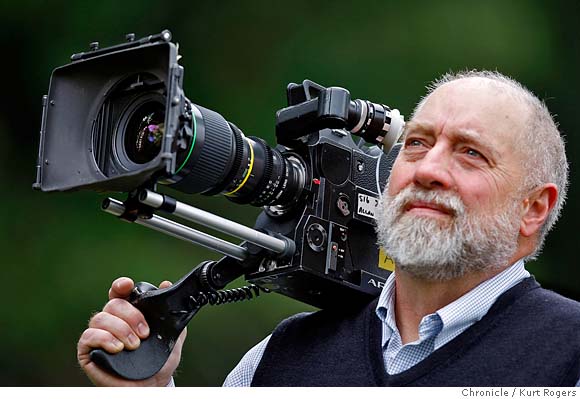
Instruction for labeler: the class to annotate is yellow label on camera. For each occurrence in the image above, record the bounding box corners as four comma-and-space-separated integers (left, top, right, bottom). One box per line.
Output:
378, 247, 396, 271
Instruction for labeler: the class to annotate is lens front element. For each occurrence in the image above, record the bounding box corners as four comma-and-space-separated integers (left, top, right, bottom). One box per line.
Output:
124, 101, 166, 164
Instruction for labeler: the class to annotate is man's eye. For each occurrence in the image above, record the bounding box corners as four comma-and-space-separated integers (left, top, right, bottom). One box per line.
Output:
407, 139, 423, 147
466, 148, 482, 158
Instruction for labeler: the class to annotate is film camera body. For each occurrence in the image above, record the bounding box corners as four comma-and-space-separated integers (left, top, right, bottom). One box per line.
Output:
34, 31, 405, 379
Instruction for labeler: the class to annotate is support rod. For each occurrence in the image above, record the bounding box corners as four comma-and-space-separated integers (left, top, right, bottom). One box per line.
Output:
102, 198, 248, 261
138, 189, 289, 255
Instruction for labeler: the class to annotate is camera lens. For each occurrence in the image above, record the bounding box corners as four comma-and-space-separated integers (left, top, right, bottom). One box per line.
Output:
167, 103, 306, 210
124, 101, 166, 164
99, 71, 307, 211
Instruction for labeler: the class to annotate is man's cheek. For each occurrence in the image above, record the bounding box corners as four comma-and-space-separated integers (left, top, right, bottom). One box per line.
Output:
387, 167, 410, 196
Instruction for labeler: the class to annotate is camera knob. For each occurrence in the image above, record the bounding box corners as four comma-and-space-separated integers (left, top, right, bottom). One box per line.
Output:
336, 194, 351, 216
306, 223, 327, 253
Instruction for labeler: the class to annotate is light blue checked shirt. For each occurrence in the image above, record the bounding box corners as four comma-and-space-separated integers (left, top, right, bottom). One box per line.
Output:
376, 259, 528, 375
221, 260, 578, 386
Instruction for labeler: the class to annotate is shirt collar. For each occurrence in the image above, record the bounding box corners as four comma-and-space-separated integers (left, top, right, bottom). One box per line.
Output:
375, 259, 530, 347
376, 271, 397, 341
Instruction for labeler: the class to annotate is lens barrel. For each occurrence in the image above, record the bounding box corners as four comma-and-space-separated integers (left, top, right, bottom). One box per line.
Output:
164, 102, 306, 209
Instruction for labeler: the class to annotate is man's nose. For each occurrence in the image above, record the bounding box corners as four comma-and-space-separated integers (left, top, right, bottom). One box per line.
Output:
413, 146, 453, 189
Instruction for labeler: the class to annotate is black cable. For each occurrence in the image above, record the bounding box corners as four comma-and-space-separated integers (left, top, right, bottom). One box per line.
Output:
189, 284, 270, 307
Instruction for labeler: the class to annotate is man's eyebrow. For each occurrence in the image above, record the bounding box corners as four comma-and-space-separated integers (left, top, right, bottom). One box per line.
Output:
450, 128, 501, 160
403, 122, 501, 160
403, 121, 435, 135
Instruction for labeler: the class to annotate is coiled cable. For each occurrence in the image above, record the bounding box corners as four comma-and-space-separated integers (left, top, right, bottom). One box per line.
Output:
189, 284, 270, 308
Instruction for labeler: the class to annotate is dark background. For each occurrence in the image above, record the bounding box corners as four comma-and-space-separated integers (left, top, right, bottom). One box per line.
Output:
1, 0, 578, 386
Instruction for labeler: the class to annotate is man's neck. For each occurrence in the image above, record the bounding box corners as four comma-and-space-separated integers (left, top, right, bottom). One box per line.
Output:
393, 266, 507, 344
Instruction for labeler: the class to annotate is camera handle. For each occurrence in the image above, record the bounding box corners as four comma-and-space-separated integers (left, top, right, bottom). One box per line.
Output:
90, 189, 294, 380
90, 256, 269, 380
90, 262, 209, 381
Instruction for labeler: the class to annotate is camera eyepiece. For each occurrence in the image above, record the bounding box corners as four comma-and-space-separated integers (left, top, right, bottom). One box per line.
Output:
275, 82, 404, 154
347, 99, 405, 153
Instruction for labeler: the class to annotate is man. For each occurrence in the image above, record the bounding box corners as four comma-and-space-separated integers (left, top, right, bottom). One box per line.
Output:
77, 70, 580, 386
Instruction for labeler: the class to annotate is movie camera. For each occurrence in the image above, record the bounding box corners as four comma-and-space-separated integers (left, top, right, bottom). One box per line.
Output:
33, 30, 405, 379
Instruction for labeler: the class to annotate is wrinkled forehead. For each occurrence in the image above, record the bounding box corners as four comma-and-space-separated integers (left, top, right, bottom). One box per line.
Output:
412, 77, 530, 145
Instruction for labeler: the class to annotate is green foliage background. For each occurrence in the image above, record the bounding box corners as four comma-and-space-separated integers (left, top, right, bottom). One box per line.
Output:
0, 0, 578, 386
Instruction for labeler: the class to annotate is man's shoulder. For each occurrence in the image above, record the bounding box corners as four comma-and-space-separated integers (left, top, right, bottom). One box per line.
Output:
273, 299, 379, 336
497, 276, 580, 318
531, 286, 580, 316
508, 282, 580, 335
253, 298, 383, 387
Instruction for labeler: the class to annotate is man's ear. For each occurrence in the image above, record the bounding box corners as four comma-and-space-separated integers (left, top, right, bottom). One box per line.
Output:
520, 183, 558, 237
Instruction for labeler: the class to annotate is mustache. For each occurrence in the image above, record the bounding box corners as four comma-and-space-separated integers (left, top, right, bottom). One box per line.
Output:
386, 186, 465, 218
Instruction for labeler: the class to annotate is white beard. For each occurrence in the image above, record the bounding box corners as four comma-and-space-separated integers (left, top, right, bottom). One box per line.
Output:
375, 185, 521, 281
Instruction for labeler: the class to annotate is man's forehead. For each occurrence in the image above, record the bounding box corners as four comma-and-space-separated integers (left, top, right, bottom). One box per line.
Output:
410, 78, 528, 140
405, 120, 487, 145
421, 77, 524, 113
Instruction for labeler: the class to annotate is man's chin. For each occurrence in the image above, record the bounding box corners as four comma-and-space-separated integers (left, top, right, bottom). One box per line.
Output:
394, 262, 460, 282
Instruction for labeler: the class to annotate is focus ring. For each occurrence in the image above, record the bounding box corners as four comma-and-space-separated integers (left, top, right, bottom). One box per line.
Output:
171, 105, 234, 193
250, 138, 274, 206
257, 147, 286, 206
204, 122, 245, 195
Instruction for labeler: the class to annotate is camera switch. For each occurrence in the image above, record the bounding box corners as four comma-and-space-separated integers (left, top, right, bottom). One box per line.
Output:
329, 241, 339, 271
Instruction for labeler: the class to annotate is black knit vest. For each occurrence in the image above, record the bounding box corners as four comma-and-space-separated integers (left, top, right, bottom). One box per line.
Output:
252, 277, 580, 386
